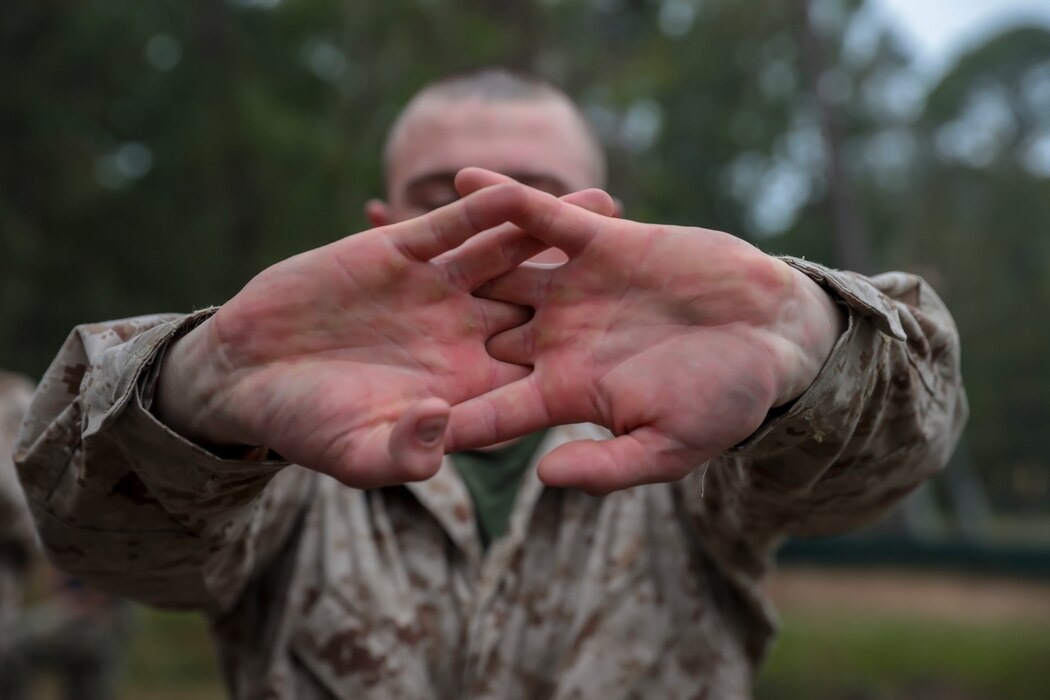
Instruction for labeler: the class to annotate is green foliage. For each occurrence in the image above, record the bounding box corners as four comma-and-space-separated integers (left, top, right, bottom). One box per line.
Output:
1, 0, 1047, 509
0, 0, 906, 367
907, 27, 1050, 511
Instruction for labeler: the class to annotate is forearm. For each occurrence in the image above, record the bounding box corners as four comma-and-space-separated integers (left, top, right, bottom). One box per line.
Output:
688, 263, 967, 573
14, 315, 307, 611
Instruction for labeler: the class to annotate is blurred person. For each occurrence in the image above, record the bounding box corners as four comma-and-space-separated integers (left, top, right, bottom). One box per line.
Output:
1, 371, 131, 700
13, 69, 967, 698
1, 576, 133, 700
0, 371, 35, 645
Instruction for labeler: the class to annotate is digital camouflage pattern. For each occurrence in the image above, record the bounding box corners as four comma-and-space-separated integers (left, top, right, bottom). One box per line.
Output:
14, 260, 967, 699
0, 371, 35, 647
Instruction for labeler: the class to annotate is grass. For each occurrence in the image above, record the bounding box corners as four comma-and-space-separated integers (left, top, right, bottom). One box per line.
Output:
755, 610, 1050, 700
119, 608, 225, 700
96, 576, 1050, 699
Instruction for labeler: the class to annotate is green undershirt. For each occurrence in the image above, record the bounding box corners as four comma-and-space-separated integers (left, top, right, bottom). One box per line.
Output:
449, 430, 549, 549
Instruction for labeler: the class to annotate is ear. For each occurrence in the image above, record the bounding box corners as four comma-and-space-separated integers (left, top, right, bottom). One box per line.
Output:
365, 199, 391, 228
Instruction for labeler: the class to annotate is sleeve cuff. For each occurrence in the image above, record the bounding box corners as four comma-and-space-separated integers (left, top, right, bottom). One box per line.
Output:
727, 258, 898, 476
84, 309, 288, 499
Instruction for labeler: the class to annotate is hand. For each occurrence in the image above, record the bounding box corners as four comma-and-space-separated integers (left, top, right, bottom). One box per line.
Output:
447, 169, 846, 494
155, 182, 614, 487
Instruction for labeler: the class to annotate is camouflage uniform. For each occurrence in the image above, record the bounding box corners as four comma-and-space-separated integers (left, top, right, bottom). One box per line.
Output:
0, 372, 36, 648
13, 260, 967, 699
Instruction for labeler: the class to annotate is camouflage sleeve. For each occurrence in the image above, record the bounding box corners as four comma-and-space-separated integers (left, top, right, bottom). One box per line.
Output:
684, 260, 968, 577
13, 314, 314, 613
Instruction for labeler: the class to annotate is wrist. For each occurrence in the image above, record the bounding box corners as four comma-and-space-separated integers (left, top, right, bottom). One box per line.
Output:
155, 317, 247, 447
772, 266, 847, 406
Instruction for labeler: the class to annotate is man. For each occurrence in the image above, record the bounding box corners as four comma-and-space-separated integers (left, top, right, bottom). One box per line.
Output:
14, 70, 967, 698
363, 69, 614, 261
1, 371, 131, 700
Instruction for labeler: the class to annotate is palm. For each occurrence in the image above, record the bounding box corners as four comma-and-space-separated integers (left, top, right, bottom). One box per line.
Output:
448, 174, 841, 493
162, 181, 616, 487
209, 238, 524, 487
163, 185, 528, 486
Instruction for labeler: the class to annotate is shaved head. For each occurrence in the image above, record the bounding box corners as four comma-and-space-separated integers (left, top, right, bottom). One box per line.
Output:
382, 69, 606, 194
365, 68, 611, 267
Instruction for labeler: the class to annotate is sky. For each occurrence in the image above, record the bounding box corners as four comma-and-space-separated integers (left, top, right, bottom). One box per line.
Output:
872, 0, 1050, 78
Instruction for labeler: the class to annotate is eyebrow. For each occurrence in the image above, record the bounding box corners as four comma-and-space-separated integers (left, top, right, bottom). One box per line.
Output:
403, 170, 573, 196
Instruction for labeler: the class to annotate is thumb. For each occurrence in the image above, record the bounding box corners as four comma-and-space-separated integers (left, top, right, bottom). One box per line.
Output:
385, 398, 450, 482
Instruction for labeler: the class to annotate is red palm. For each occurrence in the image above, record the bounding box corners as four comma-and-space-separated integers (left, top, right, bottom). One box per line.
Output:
447, 169, 843, 494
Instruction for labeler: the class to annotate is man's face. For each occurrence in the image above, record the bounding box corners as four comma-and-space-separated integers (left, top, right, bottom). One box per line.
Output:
369, 96, 603, 249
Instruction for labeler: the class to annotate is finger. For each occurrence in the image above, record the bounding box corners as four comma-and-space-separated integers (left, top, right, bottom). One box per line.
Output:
474, 265, 553, 308
487, 359, 533, 391
500, 186, 609, 257
485, 322, 535, 366
475, 298, 532, 338
453, 166, 615, 240
439, 187, 615, 291
444, 377, 553, 451
454, 168, 617, 220
454, 166, 517, 193
391, 183, 526, 261
536, 428, 702, 495
567, 189, 616, 216
438, 224, 548, 290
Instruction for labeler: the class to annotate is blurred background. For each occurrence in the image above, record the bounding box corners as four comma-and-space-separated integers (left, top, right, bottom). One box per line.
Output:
2, 0, 1048, 698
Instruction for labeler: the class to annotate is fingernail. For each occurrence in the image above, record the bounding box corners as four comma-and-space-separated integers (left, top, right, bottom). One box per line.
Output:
416, 416, 447, 446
